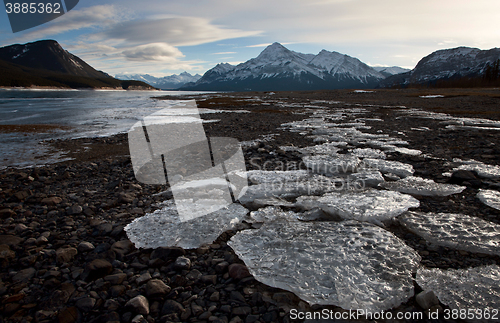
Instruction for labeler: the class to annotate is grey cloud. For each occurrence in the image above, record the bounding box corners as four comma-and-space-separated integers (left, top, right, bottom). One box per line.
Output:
122, 43, 184, 61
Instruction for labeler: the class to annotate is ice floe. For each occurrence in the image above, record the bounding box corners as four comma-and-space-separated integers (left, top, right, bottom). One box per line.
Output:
228, 219, 421, 311
362, 158, 414, 178
393, 147, 422, 156
303, 155, 360, 175
416, 266, 500, 322
446, 161, 500, 179
477, 189, 500, 211
347, 171, 385, 188
244, 170, 310, 184
399, 212, 500, 256
296, 189, 420, 225
298, 142, 343, 155
349, 148, 386, 159
381, 176, 465, 196
125, 201, 248, 249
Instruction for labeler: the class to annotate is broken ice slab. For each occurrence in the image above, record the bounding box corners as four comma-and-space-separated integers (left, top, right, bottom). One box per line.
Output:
393, 147, 422, 156
399, 211, 500, 256
238, 175, 347, 208
124, 201, 248, 249
416, 266, 500, 322
381, 176, 465, 196
247, 206, 300, 223
477, 189, 500, 211
228, 220, 421, 311
361, 158, 414, 178
448, 162, 500, 179
296, 189, 419, 225
298, 142, 343, 155
349, 148, 386, 159
347, 171, 385, 188
303, 155, 360, 175
244, 170, 311, 185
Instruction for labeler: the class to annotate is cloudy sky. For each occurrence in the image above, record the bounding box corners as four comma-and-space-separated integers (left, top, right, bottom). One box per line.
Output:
1, 0, 499, 77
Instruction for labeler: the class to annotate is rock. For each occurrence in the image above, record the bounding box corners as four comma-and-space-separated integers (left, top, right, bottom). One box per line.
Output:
173, 256, 191, 271
186, 269, 202, 281
57, 307, 79, 323
75, 297, 96, 312
201, 275, 217, 285
14, 190, 30, 201
126, 295, 149, 315
56, 247, 78, 264
415, 290, 440, 310
0, 208, 16, 218
131, 314, 148, 323
104, 273, 127, 285
0, 244, 16, 266
228, 264, 251, 280
12, 267, 36, 283
83, 259, 113, 281
449, 170, 478, 184
111, 240, 134, 258
0, 235, 23, 247
232, 306, 251, 316
109, 285, 126, 297
210, 291, 220, 302
146, 279, 171, 297
150, 247, 185, 261
67, 205, 83, 215
161, 299, 184, 316
135, 272, 152, 285
77, 241, 95, 253
41, 196, 62, 205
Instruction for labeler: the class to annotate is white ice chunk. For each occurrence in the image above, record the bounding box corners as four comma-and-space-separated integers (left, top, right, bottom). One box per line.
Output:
362, 158, 414, 178
393, 147, 422, 156
349, 148, 386, 159
449, 162, 500, 179
381, 176, 465, 196
228, 220, 421, 311
416, 266, 500, 322
399, 212, 500, 256
303, 155, 360, 175
296, 189, 419, 225
477, 189, 500, 211
245, 170, 311, 185
299, 142, 343, 155
347, 171, 385, 188
247, 206, 300, 223
125, 201, 248, 249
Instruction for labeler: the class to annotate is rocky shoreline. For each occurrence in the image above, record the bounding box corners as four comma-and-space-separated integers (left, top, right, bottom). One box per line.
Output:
1, 89, 500, 323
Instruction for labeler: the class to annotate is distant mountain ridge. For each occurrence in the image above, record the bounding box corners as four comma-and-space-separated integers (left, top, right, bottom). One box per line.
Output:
115, 72, 201, 89
0, 40, 156, 90
181, 43, 393, 91
382, 46, 500, 87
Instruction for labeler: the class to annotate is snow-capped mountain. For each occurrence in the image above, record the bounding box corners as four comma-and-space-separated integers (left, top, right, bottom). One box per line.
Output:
381, 46, 500, 87
373, 66, 411, 77
115, 72, 201, 89
182, 43, 386, 91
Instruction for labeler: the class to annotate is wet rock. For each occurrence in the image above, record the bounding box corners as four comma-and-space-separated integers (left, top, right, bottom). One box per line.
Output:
57, 307, 79, 323
56, 247, 78, 264
104, 273, 127, 285
126, 295, 149, 315
77, 241, 95, 253
0, 208, 16, 218
0, 235, 23, 247
415, 290, 439, 310
83, 259, 113, 281
228, 264, 252, 280
449, 170, 478, 184
76, 297, 96, 312
12, 267, 36, 283
173, 256, 191, 271
146, 279, 171, 297
150, 247, 186, 261
41, 196, 62, 205
67, 205, 83, 215
136, 272, 152, 285
111, 240, 134, 258
161, 299, 184, 316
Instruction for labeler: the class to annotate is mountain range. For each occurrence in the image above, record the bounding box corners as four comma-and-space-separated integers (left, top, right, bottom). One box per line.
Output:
181, 43, 402, 91
115, 72, 201, 90
0, 40, 155, 90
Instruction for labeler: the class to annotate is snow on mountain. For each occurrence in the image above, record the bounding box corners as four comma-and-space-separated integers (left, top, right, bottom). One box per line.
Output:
182, 42, 386, 91
373, 66, 411, 76
115, 72, 201, 89
381, 46, 500, 88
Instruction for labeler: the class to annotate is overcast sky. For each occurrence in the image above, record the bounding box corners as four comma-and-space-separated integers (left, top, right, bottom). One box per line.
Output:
1, 0, 499, 77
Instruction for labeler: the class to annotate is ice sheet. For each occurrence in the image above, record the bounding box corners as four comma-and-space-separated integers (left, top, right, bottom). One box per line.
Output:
228, 220, 420, 311
349, 148, 386, 159
416, 266, 500, 322
303, 155, 360, 175
476, 189, 500, 211
399, 212, 500, 256
296, 189, 420, 225
125, 201, 248, 249
381, 176, 465, 196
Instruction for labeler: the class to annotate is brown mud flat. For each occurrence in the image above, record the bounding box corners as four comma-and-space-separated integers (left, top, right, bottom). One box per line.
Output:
0, 88, 499, 323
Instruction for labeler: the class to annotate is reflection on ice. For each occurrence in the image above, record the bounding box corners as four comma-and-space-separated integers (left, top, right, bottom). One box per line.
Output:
399, 212, 500, 256
382, 176, 465, 196
125, 201, 248, 249
416, 266, 500, 322
477, 189, 500, 211
296, 189, 419, 225
228, 219, 420, 311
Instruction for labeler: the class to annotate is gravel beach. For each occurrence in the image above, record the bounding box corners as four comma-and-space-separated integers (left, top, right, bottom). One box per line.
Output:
1, 88, 500, 323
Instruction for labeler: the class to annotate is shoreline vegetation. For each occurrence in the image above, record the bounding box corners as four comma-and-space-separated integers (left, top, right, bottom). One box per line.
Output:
0, 89, 499, 322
